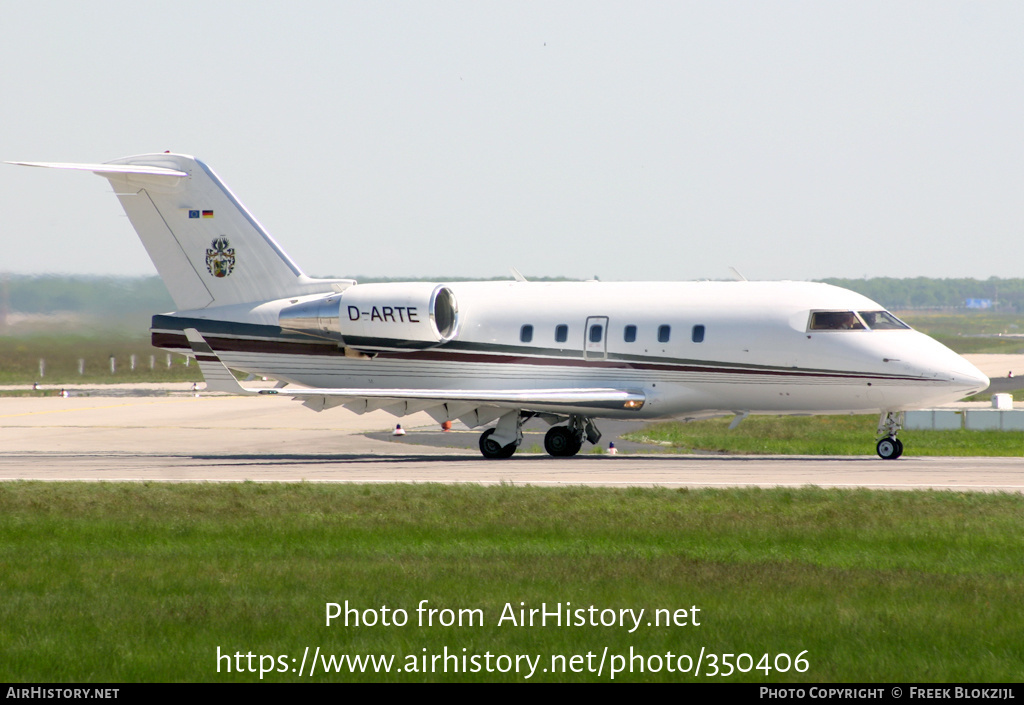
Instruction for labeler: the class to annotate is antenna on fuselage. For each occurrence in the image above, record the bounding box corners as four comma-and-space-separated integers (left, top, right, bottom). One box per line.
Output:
729, 267, 748, 281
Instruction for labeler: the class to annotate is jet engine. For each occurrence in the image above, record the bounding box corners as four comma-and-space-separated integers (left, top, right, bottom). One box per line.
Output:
278, 283, 459, 352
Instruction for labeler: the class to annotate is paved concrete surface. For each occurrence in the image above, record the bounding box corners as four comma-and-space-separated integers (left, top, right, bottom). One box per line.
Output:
963, 354, 1024, 395
964, 354, 1024, 379
0, 385, 1021, 491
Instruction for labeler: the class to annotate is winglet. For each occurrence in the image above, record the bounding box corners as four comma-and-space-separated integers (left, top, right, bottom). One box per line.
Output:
182, 328, 257, 395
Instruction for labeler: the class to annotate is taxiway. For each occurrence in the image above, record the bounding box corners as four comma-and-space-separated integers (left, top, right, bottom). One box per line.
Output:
0, 388, 1020, 491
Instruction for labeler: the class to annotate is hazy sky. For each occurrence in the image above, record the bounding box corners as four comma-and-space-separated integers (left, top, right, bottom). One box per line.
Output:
2, 1, 1022, 282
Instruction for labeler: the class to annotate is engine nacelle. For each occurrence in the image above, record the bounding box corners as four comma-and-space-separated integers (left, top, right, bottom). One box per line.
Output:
278, 283, 459, 352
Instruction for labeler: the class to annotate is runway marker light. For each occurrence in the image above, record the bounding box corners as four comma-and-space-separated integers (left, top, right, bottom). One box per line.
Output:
393, 424, 406, 436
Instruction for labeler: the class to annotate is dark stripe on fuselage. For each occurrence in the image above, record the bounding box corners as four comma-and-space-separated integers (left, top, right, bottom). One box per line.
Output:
151, 315, 931, 384
153, 331, 340, 357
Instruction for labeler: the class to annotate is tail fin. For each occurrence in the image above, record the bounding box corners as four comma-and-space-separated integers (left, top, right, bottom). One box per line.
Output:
9, 154, 353, 310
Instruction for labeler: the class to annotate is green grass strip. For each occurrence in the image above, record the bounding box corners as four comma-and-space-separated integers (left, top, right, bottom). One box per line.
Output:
1, 482, 1021, 682
626, 415, 1024, 456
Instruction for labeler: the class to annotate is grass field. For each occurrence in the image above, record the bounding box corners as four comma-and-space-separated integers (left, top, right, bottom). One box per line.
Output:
1, 482, 1021, 683
898, 311, 1024, 354
0, 333, 200, 384
625, 415, 1024, 457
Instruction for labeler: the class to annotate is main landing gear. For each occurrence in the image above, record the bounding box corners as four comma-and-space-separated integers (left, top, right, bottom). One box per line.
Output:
543, 426, 582, 457
876, 411, 905, 460
479, 411, 524, 459
543, 415, 601, 457
479, 428, 517, 459
478, 413, 602, 459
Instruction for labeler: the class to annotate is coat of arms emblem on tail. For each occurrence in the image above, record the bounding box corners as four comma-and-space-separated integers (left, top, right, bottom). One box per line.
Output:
205, 237, 236, 277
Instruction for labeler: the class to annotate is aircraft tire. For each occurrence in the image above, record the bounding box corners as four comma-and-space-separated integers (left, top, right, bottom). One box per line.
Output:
479, 428, 517, 459
876, 437, 903, 460
544, 426, 583, 457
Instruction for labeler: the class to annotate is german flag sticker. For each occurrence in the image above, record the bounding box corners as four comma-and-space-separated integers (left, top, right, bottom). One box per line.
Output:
202, 210, 214, 218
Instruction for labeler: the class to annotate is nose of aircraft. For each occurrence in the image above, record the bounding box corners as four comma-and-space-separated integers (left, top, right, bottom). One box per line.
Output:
907, 337, 990, 400
948, 357, 990, 396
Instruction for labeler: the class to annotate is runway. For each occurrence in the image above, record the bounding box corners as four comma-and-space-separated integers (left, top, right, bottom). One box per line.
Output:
1, 388, 1022, 491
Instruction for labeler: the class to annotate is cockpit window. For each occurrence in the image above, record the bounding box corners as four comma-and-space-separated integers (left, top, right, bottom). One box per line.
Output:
808, 311, 866, 331
808, 310, 911, 331
857, 311, 910, 330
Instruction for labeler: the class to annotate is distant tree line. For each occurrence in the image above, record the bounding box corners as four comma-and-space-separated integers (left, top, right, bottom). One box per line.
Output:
2, 275, 174, 317
818, 278, 1024, 312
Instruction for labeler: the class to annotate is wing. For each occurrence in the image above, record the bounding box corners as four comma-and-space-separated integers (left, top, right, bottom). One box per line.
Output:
183, 328, 645, 426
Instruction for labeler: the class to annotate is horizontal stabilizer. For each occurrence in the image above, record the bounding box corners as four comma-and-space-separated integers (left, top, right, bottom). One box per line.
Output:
5, 161, 188, 177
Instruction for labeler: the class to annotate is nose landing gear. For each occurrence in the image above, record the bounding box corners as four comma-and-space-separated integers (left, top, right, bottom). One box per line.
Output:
876, 411, 905, 460
876, 436, 904, 460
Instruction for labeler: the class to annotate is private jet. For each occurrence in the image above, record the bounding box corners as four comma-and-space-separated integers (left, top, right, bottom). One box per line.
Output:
8, 153, 989, 459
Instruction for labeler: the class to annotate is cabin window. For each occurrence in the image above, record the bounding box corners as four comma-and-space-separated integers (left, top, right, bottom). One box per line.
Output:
808, 311, 866, 331
692, 324, 705, 343
589, 324, 603, 344
520, 324, 534, 343
624, 325, 637, 343
658, 325, 671, 343
858, 311, 910, 330
555, 324, 568, 343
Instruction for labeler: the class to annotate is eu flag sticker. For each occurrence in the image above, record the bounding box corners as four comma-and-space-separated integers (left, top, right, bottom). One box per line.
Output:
188, 210, 200, 219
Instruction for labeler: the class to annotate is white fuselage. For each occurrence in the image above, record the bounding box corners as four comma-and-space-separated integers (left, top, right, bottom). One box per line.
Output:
154, 279, 989, 420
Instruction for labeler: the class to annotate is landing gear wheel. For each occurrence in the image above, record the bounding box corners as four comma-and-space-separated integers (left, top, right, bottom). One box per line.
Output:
876, 436, 903, 460
479, 428, 517, 459
544, 426, 583, 457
